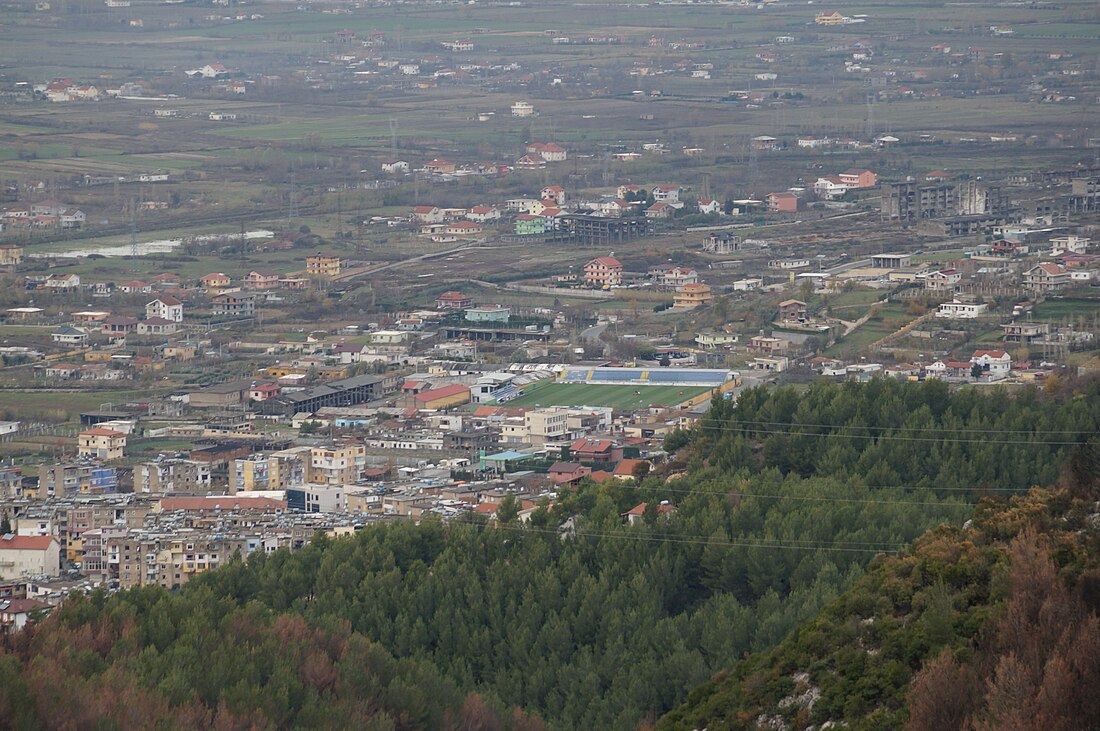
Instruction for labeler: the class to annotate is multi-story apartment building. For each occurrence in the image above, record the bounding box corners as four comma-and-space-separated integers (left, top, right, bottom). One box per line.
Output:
233, 448, 308, 493
111, 533, 247, 590
212, 291, 256, 317
306, 444, 366, 485
135, 459, 212, 494
583, 256, 623, 288
306, 255, 341, 277
37, 463, 118, 498
63, 501, 152, 563
287, 484, 347, 513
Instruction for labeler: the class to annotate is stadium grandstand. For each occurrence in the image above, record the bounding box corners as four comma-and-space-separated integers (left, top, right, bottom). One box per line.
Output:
500, 366, 741, 410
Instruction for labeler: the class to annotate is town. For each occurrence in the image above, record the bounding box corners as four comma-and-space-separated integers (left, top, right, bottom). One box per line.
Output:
1, 0, 1099, 632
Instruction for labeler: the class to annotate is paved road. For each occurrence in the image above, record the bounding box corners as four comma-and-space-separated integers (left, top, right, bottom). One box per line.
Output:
581, 323, 608, 342
335, 242, 480, 281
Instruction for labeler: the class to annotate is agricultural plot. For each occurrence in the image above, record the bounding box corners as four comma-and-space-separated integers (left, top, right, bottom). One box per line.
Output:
1030, 297, 1100, 323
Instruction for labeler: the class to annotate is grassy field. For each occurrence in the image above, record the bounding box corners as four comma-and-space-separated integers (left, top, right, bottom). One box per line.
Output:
1030, 296, 1100, 323
506, 380, 712, 409
825, 302, 914, 356
0, 389, 165, 422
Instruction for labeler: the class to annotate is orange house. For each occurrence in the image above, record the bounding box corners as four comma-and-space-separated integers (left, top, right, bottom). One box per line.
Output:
767, 192, 802, 213
200, 272, 231, 289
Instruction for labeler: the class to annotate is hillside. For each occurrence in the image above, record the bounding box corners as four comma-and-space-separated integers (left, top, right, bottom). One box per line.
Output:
658, 475, 1100, 731
2, 379, 1099, 729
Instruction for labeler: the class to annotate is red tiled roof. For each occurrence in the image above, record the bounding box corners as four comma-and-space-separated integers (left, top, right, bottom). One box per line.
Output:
624, 501, 676, 516
80, 428, 125, 438
549, 461, 587, 473
416, 384, 470, 402
588, 256, 621, 268
0, 598, 52, 614
0, 535, 56, 551
613, 459, 650, 476
571, 437, 614, 453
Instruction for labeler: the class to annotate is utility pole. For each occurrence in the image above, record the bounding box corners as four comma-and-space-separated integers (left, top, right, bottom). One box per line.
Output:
866, 93, 875, 139
336, 191, 343, 240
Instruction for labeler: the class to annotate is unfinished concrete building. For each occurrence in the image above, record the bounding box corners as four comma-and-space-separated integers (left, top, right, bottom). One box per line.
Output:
881, 180, 1009, 222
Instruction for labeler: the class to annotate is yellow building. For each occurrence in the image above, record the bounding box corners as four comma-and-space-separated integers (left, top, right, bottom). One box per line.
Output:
0, 244, 24, 267
263, 364, 348, 380
306, 255, 341, 277
200, 272, 232, 289
673, 283, 714, 308
233, 448, 307, 493
410, 384, 471, 410
815, 10, 845, 25
65, 534, 84, 564
77, 428, 127, 461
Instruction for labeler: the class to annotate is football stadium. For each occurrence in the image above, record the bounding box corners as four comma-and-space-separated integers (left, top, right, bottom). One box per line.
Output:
505, 367, 740, 409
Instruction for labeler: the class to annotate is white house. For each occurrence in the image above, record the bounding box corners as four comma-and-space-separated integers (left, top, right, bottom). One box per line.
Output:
970, 350, 1012, 381
813, 176, 850, 200
411, 206, 445, 224
651, 184, 681, 202
0, 535, 60, 580
44, 273, 80, 290
188, 63, 229, 79
466, 205, 501, 223
1049, 235, 1089, 255
936, 300, 988, 319
608, 199, 641, 217
146, 296, 183, 323
511, 101, 536, 117
381, 160, 409, 174
51, 326, 88, 345
923, 269, 961, 291
697, 198, 722, 215
527, 142, 567, 162
59, 209, 86, 228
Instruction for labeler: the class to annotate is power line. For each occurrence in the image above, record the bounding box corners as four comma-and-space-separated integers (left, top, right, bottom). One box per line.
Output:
693, 417, 1095, 437
614, 485, 977, 507
449, 518, 906, 554
688, 422, 1089, 446
658, 480, 1043, 494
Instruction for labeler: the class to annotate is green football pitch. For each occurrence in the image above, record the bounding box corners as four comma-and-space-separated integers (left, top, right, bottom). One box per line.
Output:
504, 381, 713, 409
